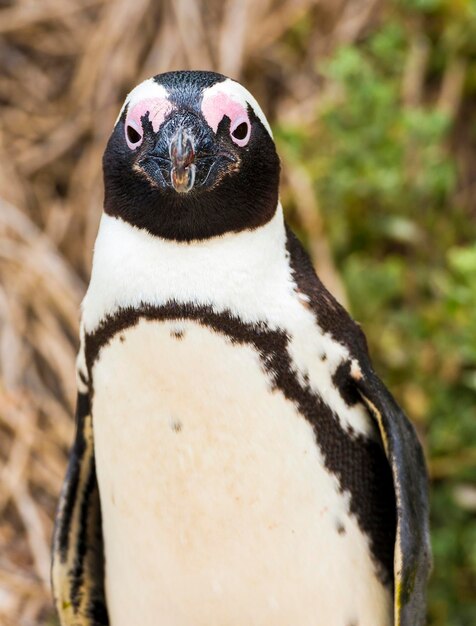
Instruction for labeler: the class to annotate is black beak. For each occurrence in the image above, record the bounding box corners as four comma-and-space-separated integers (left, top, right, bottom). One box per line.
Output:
169, 128, 196, 193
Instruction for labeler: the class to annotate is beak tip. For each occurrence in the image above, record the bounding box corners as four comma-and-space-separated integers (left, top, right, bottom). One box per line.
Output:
169, 128, 196, 193
171, 163, 196, 193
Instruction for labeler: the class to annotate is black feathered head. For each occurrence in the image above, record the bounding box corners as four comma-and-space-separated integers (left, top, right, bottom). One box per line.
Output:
103, 71, 280, 242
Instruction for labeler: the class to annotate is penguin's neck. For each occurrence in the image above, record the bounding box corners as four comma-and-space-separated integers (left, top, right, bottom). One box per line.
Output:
82, 203, 293, 333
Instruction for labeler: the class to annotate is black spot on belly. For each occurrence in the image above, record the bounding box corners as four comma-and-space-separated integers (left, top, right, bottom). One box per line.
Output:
336, 521, 346, 535
119, 334, 125, 343
320, 352, 327, 361
171, 419, 182, 432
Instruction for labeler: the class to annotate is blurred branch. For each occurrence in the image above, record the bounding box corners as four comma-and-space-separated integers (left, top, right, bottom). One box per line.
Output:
0, 0, 102, 34
218, 0, 249, 77
401, 32, 430, 107
281, 148, 348, 306
430, 449, 476, 480
172, 0, 214, 69
333, 0, 381, 45
437, 56, 467, 120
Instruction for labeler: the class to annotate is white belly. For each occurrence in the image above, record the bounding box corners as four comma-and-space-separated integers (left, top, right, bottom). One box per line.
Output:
92, 318, 392, 626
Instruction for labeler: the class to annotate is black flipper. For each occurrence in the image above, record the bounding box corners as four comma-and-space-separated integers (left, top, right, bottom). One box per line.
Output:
351, 359, 431, 626
52, 392, 109, 626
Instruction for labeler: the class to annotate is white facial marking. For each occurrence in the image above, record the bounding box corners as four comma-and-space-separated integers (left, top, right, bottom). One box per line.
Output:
114, 78, 171, 128
202, 78, 273, 138
202, 89, 251, 147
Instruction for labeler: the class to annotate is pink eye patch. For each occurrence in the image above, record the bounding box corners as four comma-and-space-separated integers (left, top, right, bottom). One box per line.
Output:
124, 97, 172, 149
201, 92, 251, 147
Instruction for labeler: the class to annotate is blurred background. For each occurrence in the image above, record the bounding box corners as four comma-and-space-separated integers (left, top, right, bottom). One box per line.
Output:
0, 0, 475, 624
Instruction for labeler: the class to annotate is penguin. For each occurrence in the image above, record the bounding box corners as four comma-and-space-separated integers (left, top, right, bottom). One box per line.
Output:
52, 70, 431, 626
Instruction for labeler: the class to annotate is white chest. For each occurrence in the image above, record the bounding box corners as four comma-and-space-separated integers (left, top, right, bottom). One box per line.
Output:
92, 317, 391, 626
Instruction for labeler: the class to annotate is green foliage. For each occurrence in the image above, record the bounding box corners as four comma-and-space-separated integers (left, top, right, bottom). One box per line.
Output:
277, 4, 476, 623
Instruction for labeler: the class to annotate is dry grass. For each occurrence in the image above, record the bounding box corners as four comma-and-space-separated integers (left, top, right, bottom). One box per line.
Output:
0, 1, 385, 624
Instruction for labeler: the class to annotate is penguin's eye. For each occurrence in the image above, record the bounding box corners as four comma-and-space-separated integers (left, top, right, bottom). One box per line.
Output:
231, 123, 248, 140
125, 121, 143, 149
230, 118, 251, 147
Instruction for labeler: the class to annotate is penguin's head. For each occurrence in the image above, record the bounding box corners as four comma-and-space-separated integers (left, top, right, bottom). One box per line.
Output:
103, 71, 280, 242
